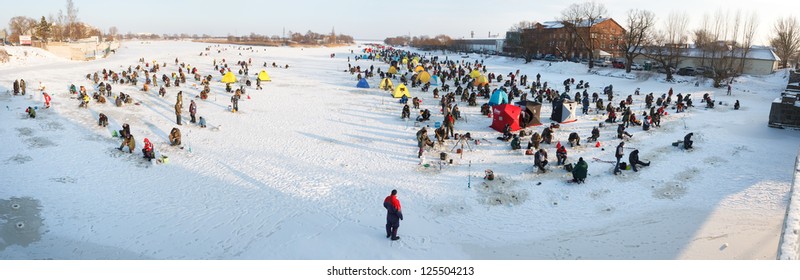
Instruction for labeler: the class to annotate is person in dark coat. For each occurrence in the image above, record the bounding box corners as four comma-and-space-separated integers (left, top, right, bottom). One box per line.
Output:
13, 80, 20, 95
734, 100, 740, 110
510, 135, 521, 150
534, 148, 548, 173
98, 113, 108, 127
614, 142, 625, 175
541, 127, 553, 144
416, 127, 434, 158
588, 126, 600, 142
119, 123, 131, 139
401, 104, 410, 119
383, 189, 403, 240
571, 157, 588, 183
617, 124, 632, 139
683, 133, 693, 149
628, 149, 650, 172
189, 100, 197, 123
568, 132, 581, 147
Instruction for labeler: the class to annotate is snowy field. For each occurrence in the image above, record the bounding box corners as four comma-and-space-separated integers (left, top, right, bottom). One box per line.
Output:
0, 41, 798, 260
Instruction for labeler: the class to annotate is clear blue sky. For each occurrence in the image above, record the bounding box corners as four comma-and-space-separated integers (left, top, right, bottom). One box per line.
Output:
1, 0, 795, 45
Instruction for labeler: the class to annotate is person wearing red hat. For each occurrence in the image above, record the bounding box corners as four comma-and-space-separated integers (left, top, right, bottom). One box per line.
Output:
142, 138, 155, 161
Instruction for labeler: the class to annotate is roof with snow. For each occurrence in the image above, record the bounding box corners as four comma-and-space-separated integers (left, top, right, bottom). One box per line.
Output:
681, 47, 781, 61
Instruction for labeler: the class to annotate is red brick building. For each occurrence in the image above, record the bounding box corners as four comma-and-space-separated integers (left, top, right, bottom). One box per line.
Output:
521, 17, 626, 59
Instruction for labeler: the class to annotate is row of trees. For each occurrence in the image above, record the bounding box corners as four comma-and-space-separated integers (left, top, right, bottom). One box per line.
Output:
384, 35, 453, 50
4, 0, 105, 44
225, 30, 354, 45
503, 1, 800, 86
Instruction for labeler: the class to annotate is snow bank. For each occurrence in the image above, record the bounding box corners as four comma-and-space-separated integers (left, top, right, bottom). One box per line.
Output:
0, 46, 69, 69
779, 147, 800, 260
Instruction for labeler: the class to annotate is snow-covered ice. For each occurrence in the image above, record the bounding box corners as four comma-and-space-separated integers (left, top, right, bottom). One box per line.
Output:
0, 41, 798, 259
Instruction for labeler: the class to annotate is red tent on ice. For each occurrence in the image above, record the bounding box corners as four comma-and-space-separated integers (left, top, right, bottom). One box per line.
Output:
490, 104, 522, 132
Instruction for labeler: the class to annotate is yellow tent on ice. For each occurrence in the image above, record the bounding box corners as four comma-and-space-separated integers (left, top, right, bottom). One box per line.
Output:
379, 78, 394, 91
401, 57, 409, 65
392, 84, 410, 98
417, 71, 431, 84
258, 70, 271, 81
221, 72, 237, 83
474, 75, 489, 86
388, 66, 398, 74
414, 65, 425, 73
469, 69, 481, 79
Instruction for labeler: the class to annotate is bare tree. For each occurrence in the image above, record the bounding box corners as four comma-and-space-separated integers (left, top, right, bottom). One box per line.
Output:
770, 16, 800, 68
739, 12, 759, 73
622, 9, 656, 73
559, 1, 608, 68
509, 21, 535, 32
643, 11, 690, 82
108, 26, 118, 41
65, 0, 80, 40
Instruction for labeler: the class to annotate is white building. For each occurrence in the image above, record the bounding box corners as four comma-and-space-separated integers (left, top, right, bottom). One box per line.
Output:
452, 38, 505, 54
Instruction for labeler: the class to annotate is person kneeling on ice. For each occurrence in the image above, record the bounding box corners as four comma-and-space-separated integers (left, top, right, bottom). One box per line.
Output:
198, 116, 207, 128
26, 107, 36, 118
628, 149, 650, 172
98, 113, 108, 127
510, 135, 521, 150
571, 157, 588, 183
142, 138, 155, 161
683, 133, 693, 149
484, 169, 495, 180
568, 132, 581, 147
118, 134, 135, 153
383, 189, 403, 241
169, 128, 181, 146
556, 144, 567, 165
534, 148, 548, 173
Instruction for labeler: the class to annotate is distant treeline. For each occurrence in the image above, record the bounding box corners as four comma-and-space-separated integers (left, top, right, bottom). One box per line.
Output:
384, 35, 453, 50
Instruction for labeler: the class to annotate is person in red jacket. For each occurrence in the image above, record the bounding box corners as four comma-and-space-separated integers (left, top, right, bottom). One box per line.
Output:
383, 189, 403, 240
43, 92, 51, 108
142, 138, 155, 160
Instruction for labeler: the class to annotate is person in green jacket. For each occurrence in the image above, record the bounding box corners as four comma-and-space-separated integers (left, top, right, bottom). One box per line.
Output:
571, 157, 588, 183
26, 107, 36, 118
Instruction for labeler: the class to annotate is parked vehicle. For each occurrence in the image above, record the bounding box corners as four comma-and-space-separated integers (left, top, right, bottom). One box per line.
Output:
594, 59, 612, 67
630, 63, 644, 71
677, 67, 696, 76
695, 66, 714, 76
611, 60, 625, 69
544, 54, 562, 62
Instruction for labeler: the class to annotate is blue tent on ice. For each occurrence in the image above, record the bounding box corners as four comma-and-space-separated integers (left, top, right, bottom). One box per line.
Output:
430, 75, 441, 86
356, 78, 370, 88
488, 89, 509, 106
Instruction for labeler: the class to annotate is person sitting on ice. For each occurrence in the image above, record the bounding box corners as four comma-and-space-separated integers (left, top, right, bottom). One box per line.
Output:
484, 169, 495, 181
198, 116, 207, 128
510, 135, 521, 150
142, 138, 155, 161
26, 106, 36, 118
98, 113, 108, 127
416, 109, 431, 122
169, 128, 182, 146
